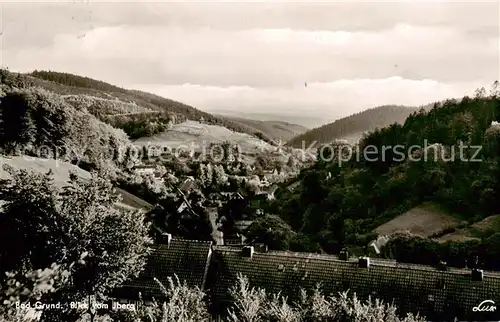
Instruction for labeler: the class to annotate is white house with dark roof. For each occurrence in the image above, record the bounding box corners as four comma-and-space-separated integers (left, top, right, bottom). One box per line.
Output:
133, 164, 156, 175
265, 184, 279, 200
234, 220, 253, 233
133, 164, 163, 179
207, 208, 224, 246
368, 235, 390, 254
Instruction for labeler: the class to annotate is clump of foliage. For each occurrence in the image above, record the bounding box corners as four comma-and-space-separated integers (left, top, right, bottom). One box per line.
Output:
104, 112, 182, 139
63, 94, 152, 116
382, 231, 500, 270
253, 131, 274, 145
30, 70, 129, 94
226, 274, 425, 322
0, 169, 152, 321
119, 273, 425, 322
120, 275, 209, 322
0, 84, 138, 171
244, 214, 298, 250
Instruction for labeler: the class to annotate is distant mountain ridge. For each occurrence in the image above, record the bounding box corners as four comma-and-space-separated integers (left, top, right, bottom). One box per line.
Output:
218, 116, 308, 141
287, 105, 431, 148
210, 109, 325, 128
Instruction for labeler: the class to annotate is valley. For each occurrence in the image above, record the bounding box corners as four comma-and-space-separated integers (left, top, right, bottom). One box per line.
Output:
2, 2, 499, 320
218, 116, 309, 142
2, 69, 499, 268
1, 69, 499, 322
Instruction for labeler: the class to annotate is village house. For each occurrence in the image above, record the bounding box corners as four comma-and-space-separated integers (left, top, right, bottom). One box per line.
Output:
112, 235, 212, 302
286, 180, 300, 192
234, 220, 253, 232
179, 176, 196, 193
265, 184, 279, 200
231, 220, 254, 244
132, 164, 156, 175
223, 234, 245, 246
207, 207, 224, 246
112, 236, 500, 321
142, 144, 173, 158
218, 217, 253, 246
368, 235, 390, 255
263, 169, 278, 178
145, 145, 161, 157
208, 191, 245, 201
176, 199, 190, 214
248, 194, 267, 215
132, 164, 163, 178
175, 193, 201, 221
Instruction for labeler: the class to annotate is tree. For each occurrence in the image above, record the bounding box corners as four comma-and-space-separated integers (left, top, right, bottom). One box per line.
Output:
0, 86, 136, 171
245, 214, 297, 250
0, 89, 37, 152
0, 169, 152, 322
287, 156, 297, 170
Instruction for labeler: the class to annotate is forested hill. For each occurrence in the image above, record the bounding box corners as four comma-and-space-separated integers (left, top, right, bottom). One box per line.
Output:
265, 83, 500, 270
287, 105, 424, 148
24, 70, 273, 142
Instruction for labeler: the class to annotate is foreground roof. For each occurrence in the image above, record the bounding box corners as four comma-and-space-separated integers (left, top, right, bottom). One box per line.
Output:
113, 238, 212, 300
206, 246, 500, 321
111, 238, 500, 320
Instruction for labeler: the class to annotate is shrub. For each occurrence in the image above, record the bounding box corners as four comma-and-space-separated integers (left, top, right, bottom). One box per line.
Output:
123, 275, 209, 322
226, 274, 425, 322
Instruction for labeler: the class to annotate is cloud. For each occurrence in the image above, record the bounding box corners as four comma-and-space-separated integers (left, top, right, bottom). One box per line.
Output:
5, 1, 497, 33
131, 77, 488, 124
1, 1, 497, 126
5, 23, 497, 86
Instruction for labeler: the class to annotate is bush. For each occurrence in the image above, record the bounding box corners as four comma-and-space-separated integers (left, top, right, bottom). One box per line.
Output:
226, 274, 425, 322
0, 169, 152, 321
121, 275, 209, 322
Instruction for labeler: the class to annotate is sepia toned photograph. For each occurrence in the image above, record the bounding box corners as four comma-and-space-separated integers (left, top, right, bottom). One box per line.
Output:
0, 1, 499, 321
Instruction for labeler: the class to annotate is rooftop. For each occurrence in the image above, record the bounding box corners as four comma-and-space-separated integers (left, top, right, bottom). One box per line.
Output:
133, 164, 157, 169
113, 237, 212, 301
112, 239, 500, 321
206, 246, 500, 321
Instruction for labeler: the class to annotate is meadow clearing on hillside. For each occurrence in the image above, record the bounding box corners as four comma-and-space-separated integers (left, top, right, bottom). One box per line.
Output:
0, 155, 92, 186
437, 214, 500, 243
374, 202, 465, 237
133, 120, 275, 153
222, 116, 309, 141
0, 156, 151, 211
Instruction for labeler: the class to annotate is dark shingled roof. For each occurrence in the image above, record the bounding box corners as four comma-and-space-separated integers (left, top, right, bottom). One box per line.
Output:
113, 238, 212, 301
205, 246, 500, 321
111, 239, 500, 320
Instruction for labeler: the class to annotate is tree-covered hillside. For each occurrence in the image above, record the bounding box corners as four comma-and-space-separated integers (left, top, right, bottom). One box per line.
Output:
264, 83, 500, 270
287, 105, 424, 148
26, 70, 274, 143
0, 73, 138, 172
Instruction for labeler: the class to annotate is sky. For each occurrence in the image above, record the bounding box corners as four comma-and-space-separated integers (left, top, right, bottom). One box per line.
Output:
1, 0, 499, 127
